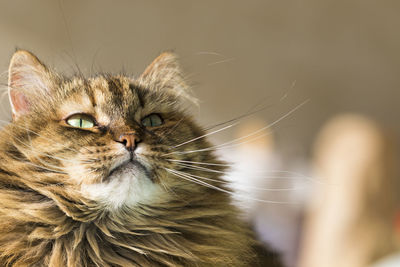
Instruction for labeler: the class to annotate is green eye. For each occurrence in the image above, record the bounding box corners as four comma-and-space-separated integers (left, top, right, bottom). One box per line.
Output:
66, 114, 95, 129
141, 114, 163, 127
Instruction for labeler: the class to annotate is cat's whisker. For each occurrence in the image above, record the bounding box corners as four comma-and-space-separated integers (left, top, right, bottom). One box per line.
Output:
4, 148, 66, 173
2, 127, 74, 174
0, 119, 83, 154
0, 118, 92, 155
173, 161, 318, 183
167, 159, 232, 167
171, 159, 319, 182
31, 158, 67, 173
23, 127, 72, 163
195, 51, 226, 57
169, 122, 239, 149
13, 136, 68, 172
22, 160, 68, 174
203, 103, 271, 132
174, 162, 226, 174
225, 168, 321, 183
158, 175, 177, 196
165, 168, 297, 204
164, 129, 274, 156
171, 169, 310, 192
163, 127, 273, 156
219, 99, 309, 144
9, 133, 76, 164
157, 118, 185, 144
207, 57, 236, 66
213, 129, 274, 150
165, 100, 309, 157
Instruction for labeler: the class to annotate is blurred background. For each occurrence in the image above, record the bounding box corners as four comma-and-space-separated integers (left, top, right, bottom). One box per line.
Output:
1, 1, 399, 266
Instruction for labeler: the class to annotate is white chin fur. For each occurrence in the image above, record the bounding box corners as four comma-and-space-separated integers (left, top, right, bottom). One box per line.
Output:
81, 162, 161, 210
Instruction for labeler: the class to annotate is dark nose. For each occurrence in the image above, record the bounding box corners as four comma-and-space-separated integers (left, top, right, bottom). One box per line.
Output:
118, 133, 141, 151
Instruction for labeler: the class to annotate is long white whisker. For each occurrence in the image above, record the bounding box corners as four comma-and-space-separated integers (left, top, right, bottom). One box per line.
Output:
171, 122, 239, 149
171, 169, 309, 191
158, 118, 185, 143
165, 100, 309, 157
212, 129, 273, 150
219, 99, 309, 147
203, 104, 271, 132
195, 51, 226, 56
165, 168, 298, 204
171, 161, 320, 184
167, 158, 311, 178
207, 57, 236, 66
167, 159, 232, 167
174, 162, 318, 183
164, 128, 273, 156
174, 162, 227, 174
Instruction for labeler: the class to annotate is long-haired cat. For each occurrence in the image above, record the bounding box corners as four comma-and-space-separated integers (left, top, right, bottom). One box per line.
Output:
0, 50, 280, 266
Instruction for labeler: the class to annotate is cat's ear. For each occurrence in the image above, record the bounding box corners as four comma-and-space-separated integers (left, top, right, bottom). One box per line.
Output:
138, 52, 192, 98
8, 50, 50, 120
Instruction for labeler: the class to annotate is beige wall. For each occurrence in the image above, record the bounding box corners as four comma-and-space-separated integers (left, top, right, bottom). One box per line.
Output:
1, 0, 400, 159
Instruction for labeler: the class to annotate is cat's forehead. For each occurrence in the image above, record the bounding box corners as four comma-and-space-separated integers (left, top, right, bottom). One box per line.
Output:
57, 75, 144, 124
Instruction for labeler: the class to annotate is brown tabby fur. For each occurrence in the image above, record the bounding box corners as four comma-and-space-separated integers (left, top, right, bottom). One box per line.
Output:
0, 50, 278, 266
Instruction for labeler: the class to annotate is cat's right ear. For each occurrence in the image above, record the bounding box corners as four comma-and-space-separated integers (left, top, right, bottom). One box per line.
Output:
8, 50, 50, 120
138, 52, 198, 105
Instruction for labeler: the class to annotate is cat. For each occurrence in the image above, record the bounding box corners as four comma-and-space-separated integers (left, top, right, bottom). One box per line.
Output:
0, 50, 281, 266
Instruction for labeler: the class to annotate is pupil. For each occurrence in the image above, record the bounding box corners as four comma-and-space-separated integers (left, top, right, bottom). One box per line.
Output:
80, 119, 83, 127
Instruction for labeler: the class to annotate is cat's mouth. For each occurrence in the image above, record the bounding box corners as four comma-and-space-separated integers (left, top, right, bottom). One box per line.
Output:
105, 158, 149, 182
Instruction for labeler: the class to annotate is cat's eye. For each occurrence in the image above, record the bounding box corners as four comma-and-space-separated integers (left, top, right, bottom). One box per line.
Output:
66, 114, 96, 129
141, 114, 163, 127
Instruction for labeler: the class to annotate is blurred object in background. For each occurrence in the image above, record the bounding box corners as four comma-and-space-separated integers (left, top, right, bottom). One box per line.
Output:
220, 119, 311, 267
299, 114, 399, 267
371, 212, 400, 266
371, 253, 400, 267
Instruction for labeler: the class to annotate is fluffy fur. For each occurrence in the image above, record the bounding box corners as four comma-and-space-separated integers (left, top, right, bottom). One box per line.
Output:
0, 51, 279, 266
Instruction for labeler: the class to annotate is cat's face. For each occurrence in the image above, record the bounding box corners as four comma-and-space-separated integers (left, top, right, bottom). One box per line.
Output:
6, 51, 216, 210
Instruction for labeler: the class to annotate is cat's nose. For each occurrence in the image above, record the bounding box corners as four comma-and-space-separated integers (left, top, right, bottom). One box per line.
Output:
118, 133, 141, 151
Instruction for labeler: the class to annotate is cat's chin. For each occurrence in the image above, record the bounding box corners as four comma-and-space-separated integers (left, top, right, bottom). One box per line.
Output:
81, 159, 161, 209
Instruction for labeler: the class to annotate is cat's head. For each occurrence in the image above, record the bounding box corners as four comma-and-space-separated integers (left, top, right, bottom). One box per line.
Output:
6, 50, 223, 211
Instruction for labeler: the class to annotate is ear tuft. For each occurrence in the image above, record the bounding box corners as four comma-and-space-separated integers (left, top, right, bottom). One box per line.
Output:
8, 50, 49, 120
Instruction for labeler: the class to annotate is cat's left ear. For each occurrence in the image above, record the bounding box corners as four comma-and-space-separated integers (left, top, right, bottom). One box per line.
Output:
8, 50, 51, 120
138, 52, 195, 103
